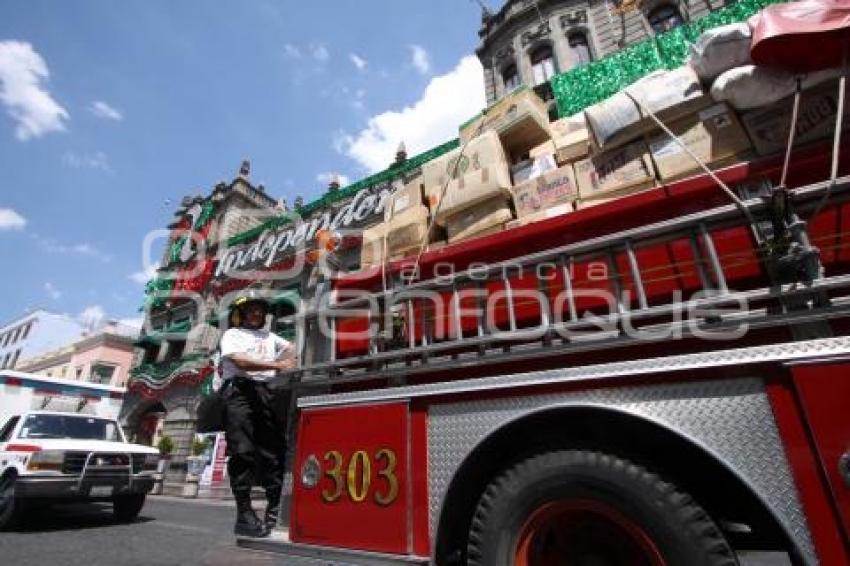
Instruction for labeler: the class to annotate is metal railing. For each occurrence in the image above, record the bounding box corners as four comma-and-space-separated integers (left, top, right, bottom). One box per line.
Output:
275, 176, 850, 387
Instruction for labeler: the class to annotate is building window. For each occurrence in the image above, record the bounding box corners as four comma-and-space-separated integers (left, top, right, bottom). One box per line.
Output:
647, 4, 684, 34
502, 64, 520, 92
12, 327, 21, 343
22, 322, 32, 340
530, 44, 557, 86
165, 340, 186, 362
75, 366, 83, 380
90, 363, 117, 385
10, 349, 20, 368
567, 32, 593, 65
2, 353, 9, 369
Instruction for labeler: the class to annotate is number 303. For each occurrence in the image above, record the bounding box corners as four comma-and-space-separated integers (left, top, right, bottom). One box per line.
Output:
321, 448, 399, 506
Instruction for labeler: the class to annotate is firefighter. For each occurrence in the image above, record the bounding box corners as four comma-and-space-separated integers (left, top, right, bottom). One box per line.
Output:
219, 292, 295, 537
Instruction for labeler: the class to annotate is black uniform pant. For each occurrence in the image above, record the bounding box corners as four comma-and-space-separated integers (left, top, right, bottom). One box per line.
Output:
223, 377, 286, 500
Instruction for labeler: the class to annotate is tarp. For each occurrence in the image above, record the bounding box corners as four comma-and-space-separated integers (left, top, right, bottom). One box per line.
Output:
750, 0, 850, 72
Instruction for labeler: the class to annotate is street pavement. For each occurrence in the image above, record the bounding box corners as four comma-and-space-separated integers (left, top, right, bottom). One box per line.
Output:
0, 495, 286, 566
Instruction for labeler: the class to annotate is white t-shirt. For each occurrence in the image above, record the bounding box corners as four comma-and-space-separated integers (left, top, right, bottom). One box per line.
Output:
219, 328, 294, 382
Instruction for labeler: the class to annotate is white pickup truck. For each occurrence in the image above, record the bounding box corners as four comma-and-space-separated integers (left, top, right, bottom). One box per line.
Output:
0, 371, 159, 529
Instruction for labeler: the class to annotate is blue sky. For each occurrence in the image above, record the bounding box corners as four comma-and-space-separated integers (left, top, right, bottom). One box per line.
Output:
0, 0, 488, 328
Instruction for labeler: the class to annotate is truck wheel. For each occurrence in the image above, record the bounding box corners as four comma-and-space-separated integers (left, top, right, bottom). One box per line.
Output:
113, 493, 146, 523
0, 474, 20, 531
467, 450, 737, 566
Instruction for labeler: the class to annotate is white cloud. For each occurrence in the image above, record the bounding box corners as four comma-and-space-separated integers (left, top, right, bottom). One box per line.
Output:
78, 305, 106, 329
351, 88, 367, 110
316, 172, 350, 188
283, 43, 301, 58
349, 53, 367, 71
62, 150, 111, 172
43, 282, 61, 300
0, 207, 27, 230
33, 234, 112, 262
312, 43, 329, 62
335, 55, 485, 173
0, 40, 69, 140
128, 264, 158, 285
89, 100, 122, 121
410, 45, 431, 75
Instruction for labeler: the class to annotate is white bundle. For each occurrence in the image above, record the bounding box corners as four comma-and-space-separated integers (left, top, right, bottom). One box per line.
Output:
711, 65, 840, 110
688, 23, 753, 82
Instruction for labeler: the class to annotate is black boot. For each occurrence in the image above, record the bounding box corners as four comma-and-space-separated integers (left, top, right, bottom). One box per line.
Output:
264, 490, 281, 532
233, 491, 268, 538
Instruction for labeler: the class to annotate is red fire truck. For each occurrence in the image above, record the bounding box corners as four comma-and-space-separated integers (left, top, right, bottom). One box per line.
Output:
236, 9, 850, 566
235, 146, 850, 565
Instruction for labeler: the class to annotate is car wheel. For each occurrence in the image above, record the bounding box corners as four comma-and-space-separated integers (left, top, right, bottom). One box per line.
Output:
467, 450, 738, 566
113, 493, 146, 523
0, 474, 20, 531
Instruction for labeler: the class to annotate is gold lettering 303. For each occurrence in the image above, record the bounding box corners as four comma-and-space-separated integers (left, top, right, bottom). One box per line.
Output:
320, 448, 399, 506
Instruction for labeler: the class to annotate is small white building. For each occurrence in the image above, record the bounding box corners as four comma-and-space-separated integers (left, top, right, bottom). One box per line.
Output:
0, 310, 87, 371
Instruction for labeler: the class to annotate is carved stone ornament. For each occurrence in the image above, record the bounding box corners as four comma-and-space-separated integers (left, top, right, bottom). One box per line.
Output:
560, 10, 588, 27
493, 44, 516, 63
521, 21, 551, 46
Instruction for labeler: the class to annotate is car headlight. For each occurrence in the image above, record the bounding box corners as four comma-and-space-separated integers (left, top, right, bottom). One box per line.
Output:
142, 453, 160, 471
28, 450, 64, 472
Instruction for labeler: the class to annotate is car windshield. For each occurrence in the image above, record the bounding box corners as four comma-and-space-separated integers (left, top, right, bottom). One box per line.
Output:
18, 414, 122, 442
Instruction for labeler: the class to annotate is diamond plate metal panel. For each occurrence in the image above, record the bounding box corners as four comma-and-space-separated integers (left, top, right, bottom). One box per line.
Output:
300, 335, 850, 408
428, 378, 818, 565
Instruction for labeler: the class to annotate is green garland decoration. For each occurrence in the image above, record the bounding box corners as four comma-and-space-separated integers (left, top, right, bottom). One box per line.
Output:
129, 353, 207, 382
194, 200, 216, 230
551, 0, 784, 118
227, 138, 460, 246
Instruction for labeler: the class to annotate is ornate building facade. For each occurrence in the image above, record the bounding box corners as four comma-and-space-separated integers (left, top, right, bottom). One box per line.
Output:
476, 0, 731, 110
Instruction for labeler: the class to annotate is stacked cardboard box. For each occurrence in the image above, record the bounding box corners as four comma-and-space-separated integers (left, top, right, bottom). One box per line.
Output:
574, 141, 657, 204
647, 103, 752, 182
459, 87, 551, 161
512, 163, 578, 223
446, 198, 514, 243
741, 80, 850, 156
386, 206, 429, 259
360, 224, 386, 269
423, 130, 513, 226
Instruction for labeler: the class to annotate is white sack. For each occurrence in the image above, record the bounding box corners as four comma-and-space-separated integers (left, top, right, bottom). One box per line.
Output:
688, 23, 752, 82
711, 64, 840, 110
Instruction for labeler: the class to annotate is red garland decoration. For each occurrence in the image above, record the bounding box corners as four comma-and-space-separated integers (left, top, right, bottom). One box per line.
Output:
128, 365, 214, 401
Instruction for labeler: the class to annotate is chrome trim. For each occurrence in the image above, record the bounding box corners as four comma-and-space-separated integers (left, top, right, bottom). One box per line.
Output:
237, 534, 428, 565
299, 336, 850, 408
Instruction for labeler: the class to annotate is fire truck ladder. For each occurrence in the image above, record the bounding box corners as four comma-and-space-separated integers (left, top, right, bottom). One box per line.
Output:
282, 175, 850, 387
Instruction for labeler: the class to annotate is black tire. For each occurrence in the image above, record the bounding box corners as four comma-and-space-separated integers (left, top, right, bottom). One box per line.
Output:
113, 493, 146, 523
0, 473, 20, 531
467, 450, 737, 566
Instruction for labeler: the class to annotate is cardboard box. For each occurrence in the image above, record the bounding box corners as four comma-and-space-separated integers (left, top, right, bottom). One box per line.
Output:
360, 224, 386, 268
422, 130, 512, 224
385, 181, 425, 222
512, 164, 578, 219
446, 198, 514, 243
575, 197, 619, 210
506, 202, 573, 229
550, 114, 591, 163
529, 140, 556, 159
459, 86, 551, 159
574, 141, 656, 200
386, 206, 430, 257
585, 66, 710, 151
511, 153, 558, 184
741, 80, 850, 156
647, 103, 752, 182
